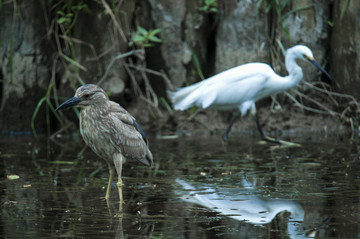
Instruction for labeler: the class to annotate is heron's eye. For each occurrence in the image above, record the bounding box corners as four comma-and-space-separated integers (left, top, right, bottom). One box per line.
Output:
84, 94, 91, 99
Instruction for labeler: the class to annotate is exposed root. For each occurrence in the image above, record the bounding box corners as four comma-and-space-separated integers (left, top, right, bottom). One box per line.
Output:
274, 80, 360, 133
97, 49, 144, 86
125, 60, 171, 107
267, 41, 360, 133
100, 0, 127, 42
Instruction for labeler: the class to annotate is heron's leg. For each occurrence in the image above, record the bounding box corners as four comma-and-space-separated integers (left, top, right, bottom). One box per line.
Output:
114, 154, 125, 212
106, 162, 115, 200
223, 111, 240, 141
117, 175, 123, 213
254, 114, 280, 144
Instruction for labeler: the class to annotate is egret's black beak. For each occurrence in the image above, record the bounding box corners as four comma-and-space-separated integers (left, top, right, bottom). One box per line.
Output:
56, 97, 82, 111
309, 59, 332, 82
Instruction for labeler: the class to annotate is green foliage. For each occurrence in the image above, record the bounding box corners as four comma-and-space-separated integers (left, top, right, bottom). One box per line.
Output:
55, 1, 90, 79
31, 81, 65, 137
327, 21, 334, 27
199, 0, 218, 13
56, 1, 89, 33
189, 45, 204, 81
340, 0, 353, 19
187, 106, 198, 116
129, 26, 162, 48
257, 0, 289, 15
160, 97, 173, 115
36, 1, 163, 136
57, 11, 73, 24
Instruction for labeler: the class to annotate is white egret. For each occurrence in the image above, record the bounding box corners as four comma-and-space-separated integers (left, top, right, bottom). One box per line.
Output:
167, 45, 332, 143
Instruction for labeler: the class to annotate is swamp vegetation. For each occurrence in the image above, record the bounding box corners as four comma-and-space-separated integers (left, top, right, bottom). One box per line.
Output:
0, 0, 359, 136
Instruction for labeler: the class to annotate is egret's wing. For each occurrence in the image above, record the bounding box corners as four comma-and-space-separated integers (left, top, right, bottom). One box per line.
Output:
169, 63, 277, 111
201, 89, 217, 108
106, 102, 153, 165
202, 63, 273, 85
198, 73, 271, 110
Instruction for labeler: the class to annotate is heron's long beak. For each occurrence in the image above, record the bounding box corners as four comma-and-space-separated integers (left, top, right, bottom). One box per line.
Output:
56, 97, 82, 111
309, 59, 332, 81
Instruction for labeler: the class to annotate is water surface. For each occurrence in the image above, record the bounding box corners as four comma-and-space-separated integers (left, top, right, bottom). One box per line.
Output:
1, 135, 359, 238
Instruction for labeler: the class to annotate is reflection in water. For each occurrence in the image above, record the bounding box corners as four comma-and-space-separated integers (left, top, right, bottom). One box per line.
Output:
113, 217, 155, 239
175, 178, 316, 238
1, 136, 360, 238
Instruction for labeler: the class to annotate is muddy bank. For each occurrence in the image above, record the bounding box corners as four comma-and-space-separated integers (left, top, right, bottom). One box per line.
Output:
128, 99, 346, 139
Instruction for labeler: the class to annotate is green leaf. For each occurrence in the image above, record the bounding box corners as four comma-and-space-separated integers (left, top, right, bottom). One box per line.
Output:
281, 5, 312, 21
143, 43, 154, 48
265, 3, 273, 13
57, 17, 69, 24
31, 97, 47, 137
189, 44, 204, 80
188, 105, 198, 115
327, 21, 334, 27
132, 34, 146, 43
148, 35, 162, 43
149, 28, 161, 36
57, 10, 65, 16
72, 3, 88, 11
160, 97, 173, 115
199, 6, 206, 11
48, 161, 76, 165
137, 26, 148, 36
340, 0, 353, 19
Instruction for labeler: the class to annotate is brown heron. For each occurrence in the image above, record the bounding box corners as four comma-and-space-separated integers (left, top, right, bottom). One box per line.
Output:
56, 84, 153, 210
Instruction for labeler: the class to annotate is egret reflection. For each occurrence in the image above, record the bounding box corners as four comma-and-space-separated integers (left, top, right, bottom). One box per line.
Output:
175, 178, 318, 238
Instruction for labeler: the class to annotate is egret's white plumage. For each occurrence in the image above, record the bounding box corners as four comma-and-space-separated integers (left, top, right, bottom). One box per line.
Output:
168, 45, 332, 142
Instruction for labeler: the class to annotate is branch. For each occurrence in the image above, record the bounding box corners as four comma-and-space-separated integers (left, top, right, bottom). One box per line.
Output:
97, 49, 144, 86
101, 0, 127, 42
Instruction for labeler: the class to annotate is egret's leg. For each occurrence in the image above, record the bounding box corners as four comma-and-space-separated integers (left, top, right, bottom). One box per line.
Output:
254, 114, 280, 144
223, 111, 240, 141
106, 163, 115, 200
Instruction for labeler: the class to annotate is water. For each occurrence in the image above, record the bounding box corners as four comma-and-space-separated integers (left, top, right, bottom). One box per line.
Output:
1, 135, 360, 238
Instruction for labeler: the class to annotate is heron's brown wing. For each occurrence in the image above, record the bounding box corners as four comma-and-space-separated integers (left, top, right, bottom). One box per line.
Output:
106, 102, 153, 165
108, 102, 148, 142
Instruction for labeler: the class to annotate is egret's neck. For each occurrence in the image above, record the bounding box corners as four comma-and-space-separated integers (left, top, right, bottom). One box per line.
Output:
285, 54, 303, 87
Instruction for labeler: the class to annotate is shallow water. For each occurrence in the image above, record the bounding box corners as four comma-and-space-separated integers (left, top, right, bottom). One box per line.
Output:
1, 134, 360, 238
